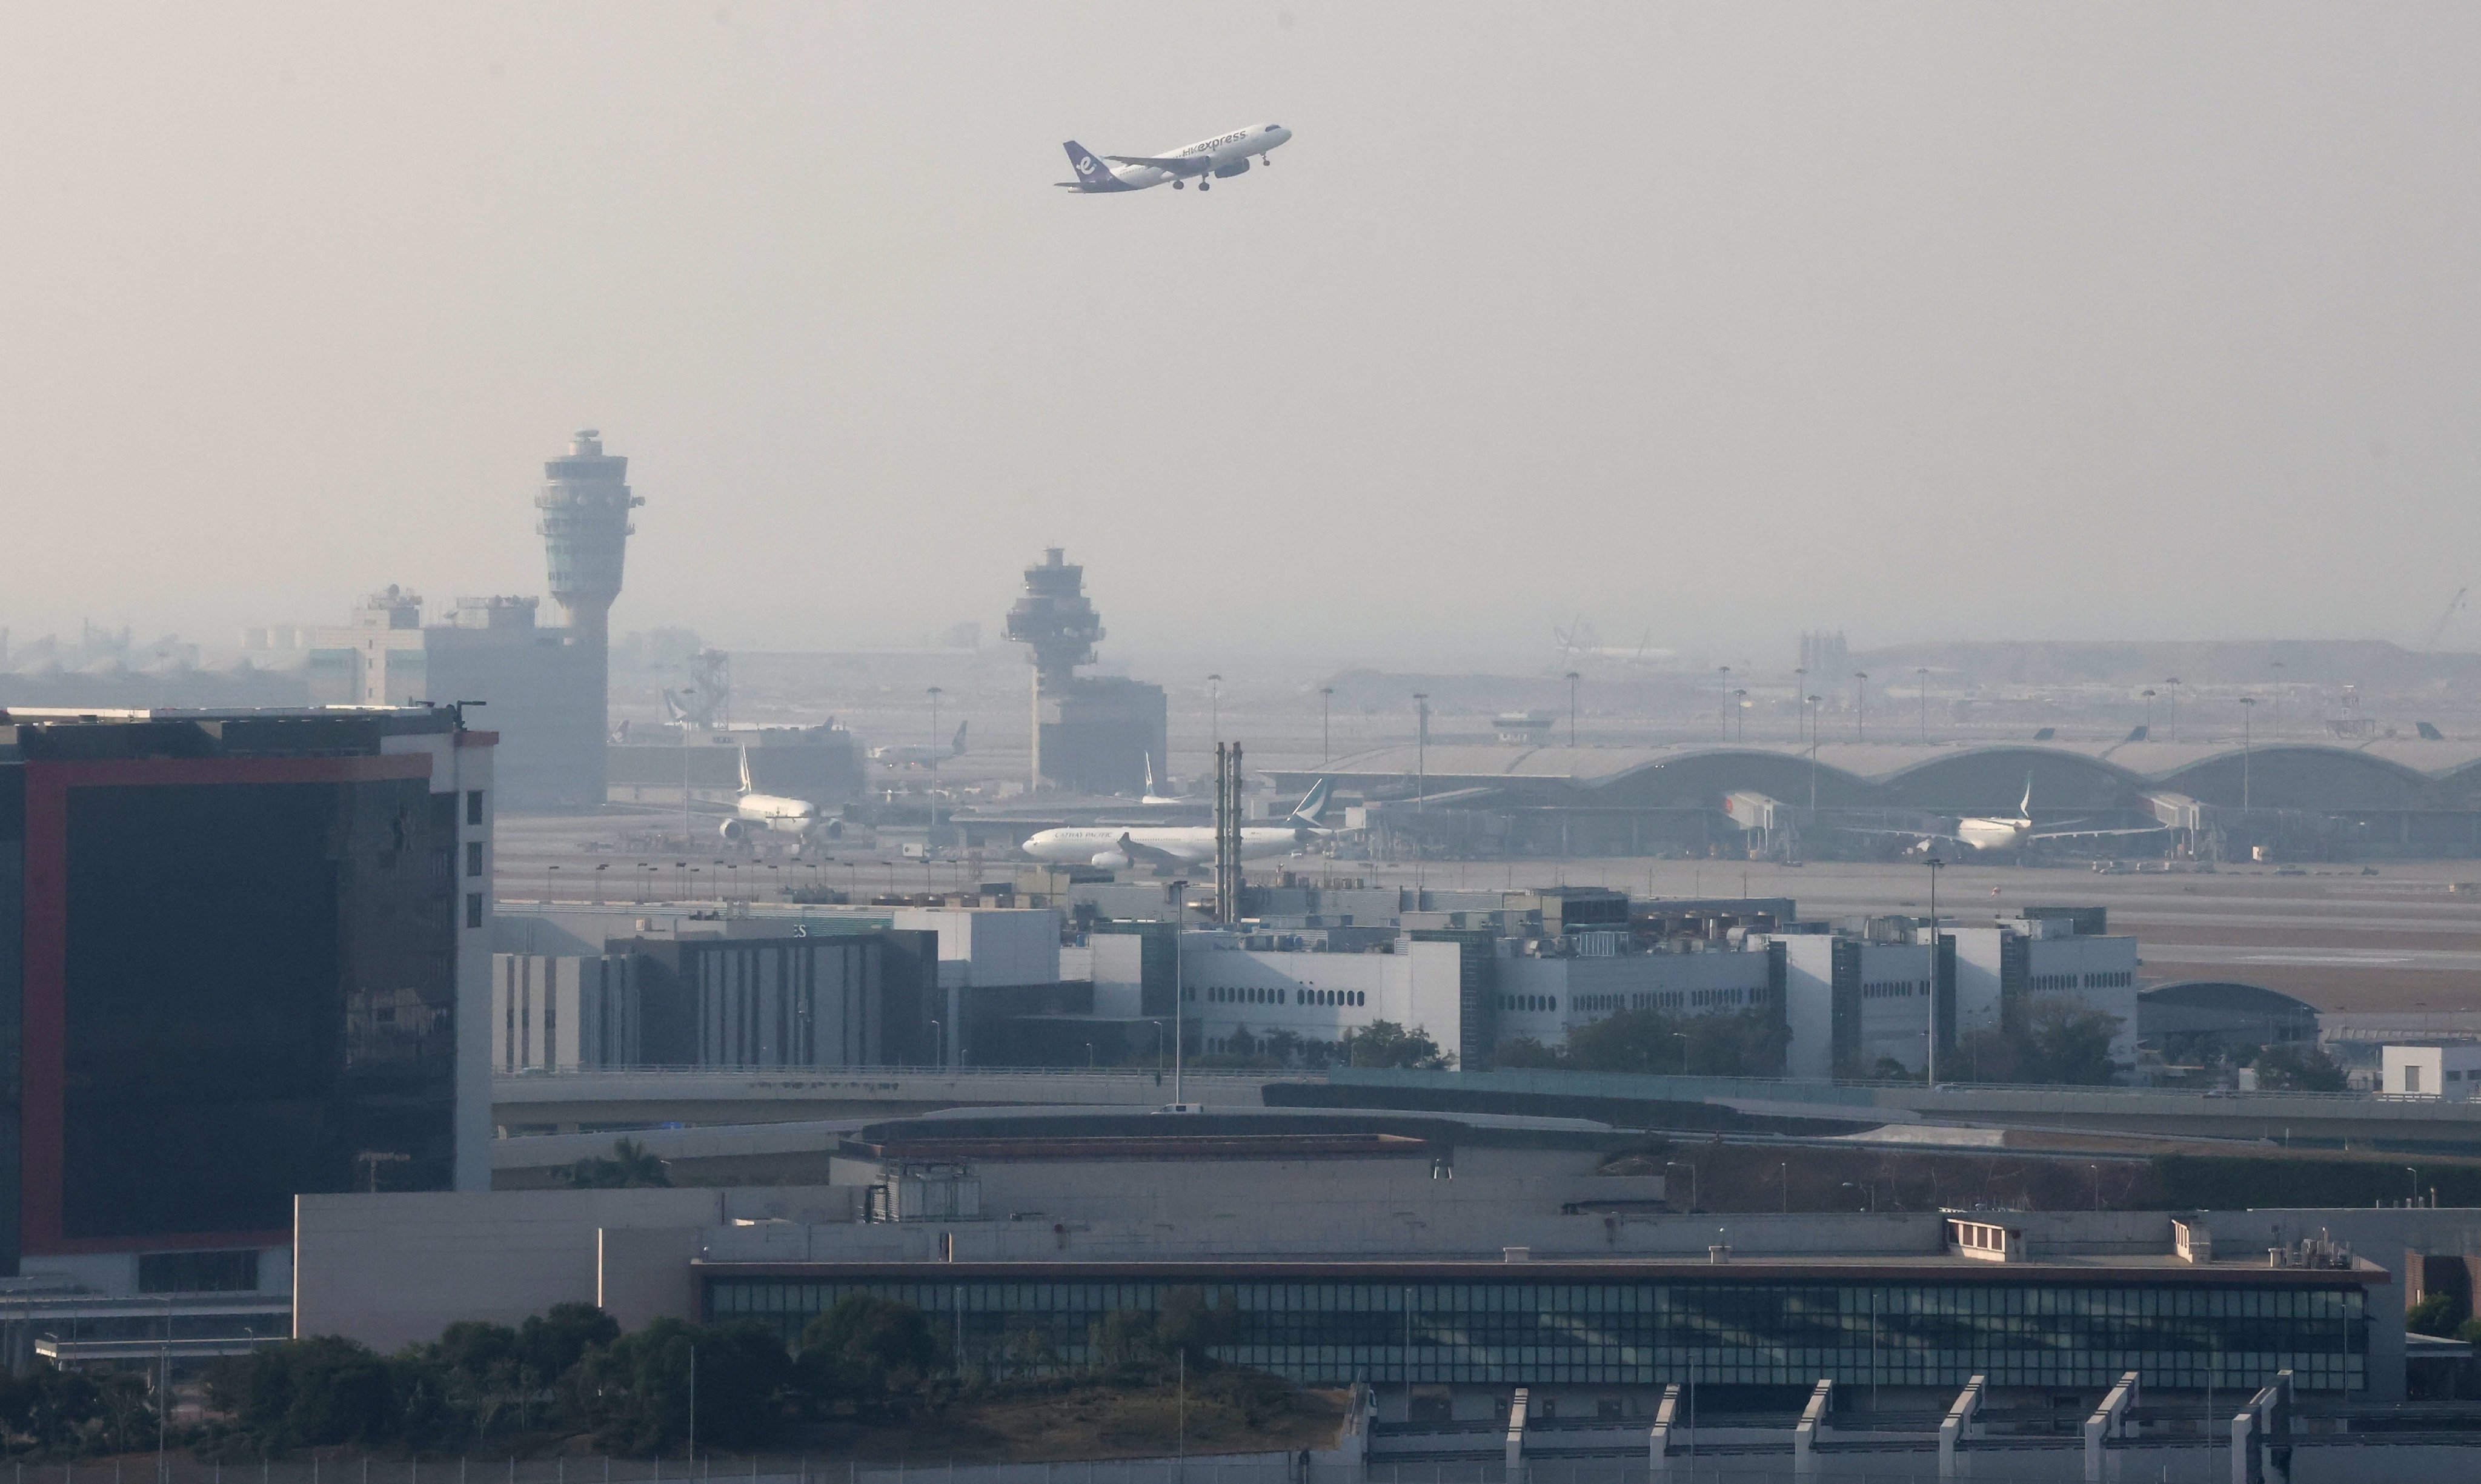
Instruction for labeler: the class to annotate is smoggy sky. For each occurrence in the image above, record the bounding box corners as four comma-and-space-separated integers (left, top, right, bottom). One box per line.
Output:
4, 4, 2478, 674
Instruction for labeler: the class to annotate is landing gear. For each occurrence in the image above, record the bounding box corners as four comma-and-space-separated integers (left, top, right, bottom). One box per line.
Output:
1199, 179, 1211, 191
1172, 180, 1185, 190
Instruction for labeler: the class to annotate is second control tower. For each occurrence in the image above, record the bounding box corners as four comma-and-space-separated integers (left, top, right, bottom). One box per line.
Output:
1004, 548, 1165, 795
534, 429, 642, 803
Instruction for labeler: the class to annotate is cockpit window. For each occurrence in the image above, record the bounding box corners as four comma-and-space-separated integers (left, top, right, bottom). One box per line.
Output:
1266, 124, 1283, 131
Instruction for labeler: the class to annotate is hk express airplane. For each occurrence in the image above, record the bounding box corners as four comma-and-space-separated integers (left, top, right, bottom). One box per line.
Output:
1022, 780, 1332, 870
1057, 122, 1292, 193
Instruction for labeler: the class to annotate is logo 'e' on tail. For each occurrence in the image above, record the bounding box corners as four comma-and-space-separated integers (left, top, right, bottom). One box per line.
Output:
1062, 141, 1119, 189
1289, 778, 1332, 826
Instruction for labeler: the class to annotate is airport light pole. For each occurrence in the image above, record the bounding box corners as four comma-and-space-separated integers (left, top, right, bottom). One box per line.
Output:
1853, 671, 1868, 740
1915, 667, 1930, 744
2239, 697, 2256, 813
1733, 689, 1747, 741
1794, 667, 1808, 745
1717, 666, 1731, 740
675, 686, 697, 850
1805, 695, 1821, 813
928, 686, 943, 748
1924, 856, 1944, 1087
2142, 688, 2156, 736
1169, 879, 1188, 1104
1413, 693, 1430, 810
1320, 686, 1334, 765
1566, 671, 1581, 747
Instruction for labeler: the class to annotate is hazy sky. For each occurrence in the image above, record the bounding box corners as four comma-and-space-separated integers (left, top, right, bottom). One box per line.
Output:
5, 4, 2479, 672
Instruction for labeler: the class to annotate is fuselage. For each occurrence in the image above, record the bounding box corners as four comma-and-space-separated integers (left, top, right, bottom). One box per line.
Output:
1063, 124, 1292, 193
1955, 815, 2033, 852
738, 793, 818, 832
1021, 824, 1310, 866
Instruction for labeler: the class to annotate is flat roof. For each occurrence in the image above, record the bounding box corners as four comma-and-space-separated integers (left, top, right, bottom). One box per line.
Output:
697, 1256, 2384, 1287
854, 1133, 1430, 1161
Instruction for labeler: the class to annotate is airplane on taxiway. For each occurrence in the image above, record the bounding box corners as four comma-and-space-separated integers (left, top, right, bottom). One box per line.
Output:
1022, 780, 1332, 870
1857, 778, 2168, 856
716, 749, 832, 851
1057, 123, 1292, 194
871, 722, 968, 769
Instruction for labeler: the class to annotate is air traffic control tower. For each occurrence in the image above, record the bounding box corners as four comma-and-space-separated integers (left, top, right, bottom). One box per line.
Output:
534, 429, 641, 800
1004, 548, 1166, 795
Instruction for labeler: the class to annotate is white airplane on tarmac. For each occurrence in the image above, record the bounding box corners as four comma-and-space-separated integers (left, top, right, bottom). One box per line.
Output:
1138, 753, 1191, 806
1858, 778, 2167, 856
1057, 122, 1292, 193
717, 750, 833, 850
1023, 780, 1332, 870
871, 722, 967, 769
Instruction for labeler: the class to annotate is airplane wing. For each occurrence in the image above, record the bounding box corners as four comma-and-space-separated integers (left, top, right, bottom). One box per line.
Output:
1114, 832, 1195, 870
1107, 154, 1206, 172
1842, 826, 1968, 844
2028, 825, 2170, 840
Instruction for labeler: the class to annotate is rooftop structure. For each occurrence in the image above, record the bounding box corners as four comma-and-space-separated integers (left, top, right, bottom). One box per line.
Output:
1001, 549, 1164, 796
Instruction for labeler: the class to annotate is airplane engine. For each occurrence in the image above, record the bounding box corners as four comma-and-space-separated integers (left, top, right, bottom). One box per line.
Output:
1212, 158, 1252, 179
1091, 850, 1130, 870
719, 818, 747, 843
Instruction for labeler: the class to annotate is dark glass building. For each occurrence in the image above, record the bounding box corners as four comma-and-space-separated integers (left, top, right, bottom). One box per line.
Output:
704, 1258, 2375, 1396
0, 707, 494, 1275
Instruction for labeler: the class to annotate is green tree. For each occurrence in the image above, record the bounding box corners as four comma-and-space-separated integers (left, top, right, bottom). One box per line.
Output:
580, 1318, 791, 1454
798, 1295, 945, 1416
561, 1138, 671, 1189
1342, 1020, 1452, 1069
1564, 1009, 1686, 1074
2020, 999, 2124, 1085
2253, 1042, 2348, 1093
2410, 1291, 2466, 1337
206, 1336, 396, 1449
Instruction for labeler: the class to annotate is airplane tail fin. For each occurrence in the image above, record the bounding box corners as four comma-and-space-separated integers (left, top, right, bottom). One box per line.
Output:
2019, 773, 2034, 820
952, 721, 969, 755
739, 747, 755, 796
1144, 752, 1157, 795
1289, 778, 1332, 826
1062, 142, 1120, 190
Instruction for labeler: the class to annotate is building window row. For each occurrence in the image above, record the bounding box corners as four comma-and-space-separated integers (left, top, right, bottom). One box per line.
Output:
1862, 979, 1928, 1000
1500, 994, 1559, 1013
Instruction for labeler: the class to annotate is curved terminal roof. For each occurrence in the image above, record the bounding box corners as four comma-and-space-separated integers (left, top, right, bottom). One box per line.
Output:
1288, 739, 2481, 812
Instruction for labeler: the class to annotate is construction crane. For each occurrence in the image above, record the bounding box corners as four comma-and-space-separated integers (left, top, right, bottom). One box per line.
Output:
2425, 586, 2469, 652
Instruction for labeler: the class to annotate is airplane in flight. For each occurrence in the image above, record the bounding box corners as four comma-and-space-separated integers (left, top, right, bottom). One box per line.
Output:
1859, 778, 2167, 856
1022, 780, 1333, 870
871, 722, 968, 769
1057, 122, 1292, 194
716, 749, 832, 849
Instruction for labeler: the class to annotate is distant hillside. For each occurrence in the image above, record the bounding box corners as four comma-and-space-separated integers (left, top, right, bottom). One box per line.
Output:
1851, 640, 2481, 690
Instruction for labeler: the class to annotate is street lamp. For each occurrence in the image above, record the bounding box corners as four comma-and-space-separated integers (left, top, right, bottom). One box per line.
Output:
1853, 671, 1868, 740
1717, 666, 1732, 740
1924, 856, 1945, 1086
1805, 695, 1821, 813
1665, 1160, 1699, 1213
2239, 697, 2257, 813
1320, 686, 1335, 765
1733, 689, 1747, 741
1915, 667, 1930, 744
1566, 671, 1582, 747
1794, 667, 1808, 744
1412, 693, 1430, 810
1841, 1181, 1875, 1213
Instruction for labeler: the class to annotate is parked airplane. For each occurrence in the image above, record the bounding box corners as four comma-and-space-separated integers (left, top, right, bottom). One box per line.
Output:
1858, 778, 2166, 855
1022, 781, 1332, 869
1057, 123, 1292, 194
1139, 753, 1191, 805
872, 721, 967, 769
717, 749, 832, 849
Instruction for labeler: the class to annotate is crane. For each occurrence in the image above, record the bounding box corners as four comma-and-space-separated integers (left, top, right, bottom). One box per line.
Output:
2425, 587, 2469, 652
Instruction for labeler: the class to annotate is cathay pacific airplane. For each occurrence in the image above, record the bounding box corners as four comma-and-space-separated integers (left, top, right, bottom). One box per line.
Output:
1057, 123, 1292, 194
1022, 780, 1332, 869
717, 749, 831, 849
